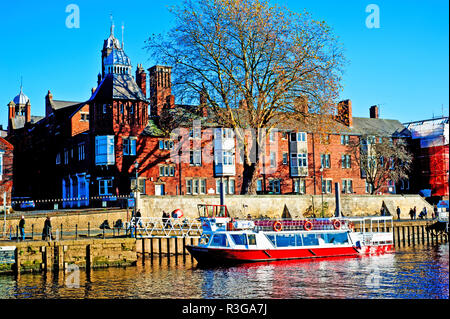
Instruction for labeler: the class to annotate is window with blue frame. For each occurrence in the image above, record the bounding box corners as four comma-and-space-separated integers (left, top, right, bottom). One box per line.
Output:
322, 232, 349, 244
302, 233, 319, 246
276, 234, 296, 247
211, 234, 229, 247
231, 234, 248, 246
95, 135, 115, 165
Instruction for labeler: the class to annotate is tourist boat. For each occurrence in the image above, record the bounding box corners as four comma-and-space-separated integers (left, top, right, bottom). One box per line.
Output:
186, 205, 394, 264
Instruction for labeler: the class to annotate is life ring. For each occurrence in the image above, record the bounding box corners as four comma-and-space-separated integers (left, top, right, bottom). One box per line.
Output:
273, 221, 283, 232
333, 220, 341, 230
304, 220, 313, 231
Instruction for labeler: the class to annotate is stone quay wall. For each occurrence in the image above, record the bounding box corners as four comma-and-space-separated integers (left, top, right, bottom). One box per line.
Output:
0, 238, 137, 274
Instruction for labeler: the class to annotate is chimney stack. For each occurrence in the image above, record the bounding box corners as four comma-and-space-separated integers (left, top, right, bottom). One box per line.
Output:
25, 100, 31, 123
370, 105, 379, 119
136, 64, 147, 99
337, 99, 353, 127
45, 90, 53, 117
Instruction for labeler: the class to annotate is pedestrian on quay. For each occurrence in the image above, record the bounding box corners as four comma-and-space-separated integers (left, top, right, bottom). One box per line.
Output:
419, 207, 427, 220
162, 211, 171, 229
19, 215, 25, 241
433, 205, 438, 219
396, 206, 401, 220
42, 216, 52, 241
413, 206, 417, 220
409, 208, 414, 220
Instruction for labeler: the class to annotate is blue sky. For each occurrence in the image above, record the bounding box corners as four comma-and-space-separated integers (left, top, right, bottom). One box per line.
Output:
0, 0, 448, 128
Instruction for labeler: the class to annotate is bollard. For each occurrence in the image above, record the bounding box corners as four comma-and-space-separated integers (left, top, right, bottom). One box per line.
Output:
60, 224, 63, 240
32, 224, 34, 241
88, 222, 90, 237
75, 224, 78, 240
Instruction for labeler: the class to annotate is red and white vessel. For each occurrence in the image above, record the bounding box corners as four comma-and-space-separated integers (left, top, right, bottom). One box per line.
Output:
186, 205, 394, 264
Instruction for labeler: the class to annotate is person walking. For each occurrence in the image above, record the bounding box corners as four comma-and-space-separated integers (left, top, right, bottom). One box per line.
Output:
19, 215, 25, 241
396, 206, 401, 220
413, 206, 417, 220
409, 208, 414, 220
42, 216, 52, 241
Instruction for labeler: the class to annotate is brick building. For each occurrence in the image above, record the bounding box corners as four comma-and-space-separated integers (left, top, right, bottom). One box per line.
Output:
0, 136, 13, 207
404, 117, 449, 201
5, 24, 415, 208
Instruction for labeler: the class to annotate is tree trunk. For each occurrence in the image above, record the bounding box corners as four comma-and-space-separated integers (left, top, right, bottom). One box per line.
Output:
241, 161, 260, 195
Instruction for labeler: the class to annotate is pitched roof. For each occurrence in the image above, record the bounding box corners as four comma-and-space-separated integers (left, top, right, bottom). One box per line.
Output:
89, 73, 146, 102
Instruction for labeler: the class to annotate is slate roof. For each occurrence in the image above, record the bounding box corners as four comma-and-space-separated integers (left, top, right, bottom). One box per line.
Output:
142, 105, 410, 138
89, 73, 146, 102
10, 115, 44, 130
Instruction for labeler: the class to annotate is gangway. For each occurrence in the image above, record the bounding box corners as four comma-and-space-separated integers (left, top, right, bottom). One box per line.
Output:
127, 217, 202, 238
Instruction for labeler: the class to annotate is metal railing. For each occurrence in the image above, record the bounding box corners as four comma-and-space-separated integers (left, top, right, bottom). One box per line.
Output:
128, 217, 203, 238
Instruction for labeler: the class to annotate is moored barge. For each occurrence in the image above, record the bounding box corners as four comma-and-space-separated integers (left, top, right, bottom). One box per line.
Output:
186, 205, 394, 264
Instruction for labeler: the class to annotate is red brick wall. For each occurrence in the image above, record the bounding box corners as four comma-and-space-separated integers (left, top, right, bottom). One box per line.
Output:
0, 137, 13, 206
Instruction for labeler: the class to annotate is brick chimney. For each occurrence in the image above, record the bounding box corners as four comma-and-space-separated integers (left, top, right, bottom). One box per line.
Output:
8, 101, 15, 120
136, 64, 146, 98
337, 99, 353, 127
370, 105, 379, 119
25, 100, 31, 123
148, 65, 172, 117
45, 90, 53, 117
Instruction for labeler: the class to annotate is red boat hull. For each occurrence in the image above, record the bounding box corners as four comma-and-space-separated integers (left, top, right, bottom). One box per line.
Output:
186, 244, 394, 264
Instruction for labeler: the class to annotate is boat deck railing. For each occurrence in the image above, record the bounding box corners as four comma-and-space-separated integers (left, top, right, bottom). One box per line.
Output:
128, 217, 202, 238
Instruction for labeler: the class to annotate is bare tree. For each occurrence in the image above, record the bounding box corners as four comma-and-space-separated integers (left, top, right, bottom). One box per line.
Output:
350, 135, 413, 194
146, 0, 346, 194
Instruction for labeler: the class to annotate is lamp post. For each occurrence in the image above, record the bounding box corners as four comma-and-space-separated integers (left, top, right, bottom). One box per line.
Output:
320, 167, 324, 218
132, 161, 139, 238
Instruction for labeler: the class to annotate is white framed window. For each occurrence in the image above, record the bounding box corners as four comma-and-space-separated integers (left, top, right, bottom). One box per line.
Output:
400, 179, 410, 191
322, 179, 333, 194
270, 152, 277, 168
80, 112, 89, 122
95, 135, 115, 165
131, 178, 146, 195
320, 154, 331, 168
190, 150, 202, 166
341, 154, 351, 169
123, 137, 137, 156
56, 152, 61, 165
340, 135, 349, 145
290, 131, 307, 142
282, 153, 288, 165
365, 180, 373, 194
159, 165, 175, 177
216, 178, 235, 195
102, 104, 107, 114
78, 143, 85, 161
294, 179, 306, 194
291, 153, 307, 167
187, 178, 206, 195
256, 179, 263, 192
99, 178, 113, 196
342, 179, 353, 194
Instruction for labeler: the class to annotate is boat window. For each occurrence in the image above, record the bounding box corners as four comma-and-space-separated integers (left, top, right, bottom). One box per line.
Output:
322, 232, 349, 244
200, 234, 211, 245
295, 234, 303, 246
247, 234, 257, 245
302, 233, 319, 246
276, 234, 296, 247
231, 234, 248, 246
210, 234, 229, 247
265, 234, 276, 247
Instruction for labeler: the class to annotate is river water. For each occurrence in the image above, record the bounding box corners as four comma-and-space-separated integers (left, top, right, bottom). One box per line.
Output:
0, 244, 448, 299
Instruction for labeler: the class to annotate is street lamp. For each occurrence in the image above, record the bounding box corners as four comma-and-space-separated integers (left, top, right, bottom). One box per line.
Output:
320, 167, 324, 218
132, 161, 139, 238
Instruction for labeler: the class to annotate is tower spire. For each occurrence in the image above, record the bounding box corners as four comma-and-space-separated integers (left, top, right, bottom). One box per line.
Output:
110, 13, 115, 36
121, 22, 124, 49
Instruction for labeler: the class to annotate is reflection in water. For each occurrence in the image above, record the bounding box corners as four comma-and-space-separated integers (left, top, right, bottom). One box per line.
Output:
0, 244, 448, 299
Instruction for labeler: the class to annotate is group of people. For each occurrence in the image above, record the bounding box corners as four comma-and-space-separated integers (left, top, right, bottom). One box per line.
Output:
395, 206, 435, 220
14, 215, 52, 241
